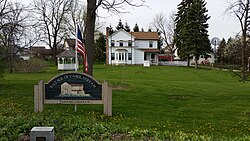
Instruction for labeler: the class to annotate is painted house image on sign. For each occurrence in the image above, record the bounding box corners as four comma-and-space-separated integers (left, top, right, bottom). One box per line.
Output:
60, 82, 91, 97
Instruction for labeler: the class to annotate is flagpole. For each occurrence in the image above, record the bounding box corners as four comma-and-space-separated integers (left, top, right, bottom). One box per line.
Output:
75, 21, 78, 112
75, 23, 78, 72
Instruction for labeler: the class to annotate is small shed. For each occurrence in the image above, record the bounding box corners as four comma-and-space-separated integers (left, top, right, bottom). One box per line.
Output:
56, 50, 78, 70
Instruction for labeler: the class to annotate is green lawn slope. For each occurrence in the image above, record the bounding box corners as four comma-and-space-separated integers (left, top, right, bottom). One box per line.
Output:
0, 64, 250, 140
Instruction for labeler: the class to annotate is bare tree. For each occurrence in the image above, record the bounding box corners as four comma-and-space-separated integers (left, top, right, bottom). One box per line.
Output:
63, 0, 87, 37
33, 0, 74, 64
65, 1, 104, 38
85, 0, 146, 76
227, 0, 250, 81
152, 11, 176, 59
0, 0, 31, 72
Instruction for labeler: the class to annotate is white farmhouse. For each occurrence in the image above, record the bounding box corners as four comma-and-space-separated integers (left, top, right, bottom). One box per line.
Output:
106, 28, 160, 65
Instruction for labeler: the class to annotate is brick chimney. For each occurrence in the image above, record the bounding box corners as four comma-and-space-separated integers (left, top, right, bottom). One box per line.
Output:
106, 27, 110, 65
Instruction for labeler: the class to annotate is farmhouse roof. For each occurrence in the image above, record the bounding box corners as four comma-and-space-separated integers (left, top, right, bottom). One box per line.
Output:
30, 46, 64, 56
108, 29, 159, 40
30, 46, 47, 54
130, 32, 159, 40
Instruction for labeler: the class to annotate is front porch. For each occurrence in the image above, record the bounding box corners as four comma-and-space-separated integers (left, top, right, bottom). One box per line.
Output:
144, 52, 159, 65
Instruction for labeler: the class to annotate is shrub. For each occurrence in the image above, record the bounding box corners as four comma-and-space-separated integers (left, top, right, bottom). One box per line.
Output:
13, 58, 46, 73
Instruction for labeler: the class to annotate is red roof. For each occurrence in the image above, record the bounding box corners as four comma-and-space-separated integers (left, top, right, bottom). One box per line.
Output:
130, 32, 159, 40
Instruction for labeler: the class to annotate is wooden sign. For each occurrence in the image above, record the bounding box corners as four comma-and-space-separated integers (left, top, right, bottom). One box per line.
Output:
45, 73, 102, 101
34, 72, 112, 116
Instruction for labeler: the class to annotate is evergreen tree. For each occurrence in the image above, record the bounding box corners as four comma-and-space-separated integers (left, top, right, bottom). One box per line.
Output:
109, 24, 114, 35
174, 0, 211, 68
175, 0, 192, 66
124, 22, 131, 32
217, 38, 227, 65
141, 28, 144, 32
116, 19, 124, 30
133, 23, 139, 32
94, 33, 106, 64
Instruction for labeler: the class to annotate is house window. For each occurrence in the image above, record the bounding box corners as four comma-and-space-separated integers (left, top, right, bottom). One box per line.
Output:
116, 52, 127, 61
128, 40, 132, 47
116, 53, 119, 60
151, 53, 155, 59
111, 40, 115, 46
119, 53, 122, 60
128, 53, 132, 60
119, 40, 123, 46
149, 41, 153, 47
111, 53, 115, 60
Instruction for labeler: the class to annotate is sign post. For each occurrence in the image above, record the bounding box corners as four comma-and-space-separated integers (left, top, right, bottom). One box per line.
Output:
34, 72, 112, 116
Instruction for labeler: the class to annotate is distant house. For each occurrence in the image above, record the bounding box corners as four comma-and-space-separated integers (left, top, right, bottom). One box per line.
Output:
190, 53, 215, 65
30, 45, 64, 60
4, 45, 32, 61
17, 48, 32, 60
63, 39, 75, 51
106, 28, 160, 65
30, 46, 51, 59
160, 45, 176, 61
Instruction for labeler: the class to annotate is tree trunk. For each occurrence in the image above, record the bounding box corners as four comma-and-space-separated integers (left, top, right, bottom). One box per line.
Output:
85, 0, 96, 76
187, 55, 190, 67
54, 54, 57, 65
194, 57, 198, 69
8, 41, 13, 73
241, 0, 250, 81
9, 54, 13, 73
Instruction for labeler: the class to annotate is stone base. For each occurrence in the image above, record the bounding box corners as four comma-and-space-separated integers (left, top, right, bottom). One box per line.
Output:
30, 127, 54, 141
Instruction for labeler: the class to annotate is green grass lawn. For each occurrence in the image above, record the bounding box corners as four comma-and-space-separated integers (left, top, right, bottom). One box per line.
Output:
0, 63, 250, 140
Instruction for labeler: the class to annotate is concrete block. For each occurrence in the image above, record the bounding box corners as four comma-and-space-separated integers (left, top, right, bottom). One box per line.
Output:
30, 127, 54, 141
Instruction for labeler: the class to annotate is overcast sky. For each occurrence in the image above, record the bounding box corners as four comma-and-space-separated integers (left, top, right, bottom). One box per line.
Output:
19, 0, 240, 41
96, 0, 239, 41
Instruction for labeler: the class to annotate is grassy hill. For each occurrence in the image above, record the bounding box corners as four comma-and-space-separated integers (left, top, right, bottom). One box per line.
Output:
0, 64, 250, 140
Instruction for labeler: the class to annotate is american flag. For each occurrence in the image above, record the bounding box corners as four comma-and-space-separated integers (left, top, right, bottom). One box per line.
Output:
76, 25, 88, 73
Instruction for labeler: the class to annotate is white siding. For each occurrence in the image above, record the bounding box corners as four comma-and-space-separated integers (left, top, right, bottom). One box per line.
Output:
134, 49, 144, 64
135, 40, 158, 49
107, 30, 158, 65
20, 56, 30, 60
108, 46, 135, 65
190, 54, 215, 64
108, 30, 135, 47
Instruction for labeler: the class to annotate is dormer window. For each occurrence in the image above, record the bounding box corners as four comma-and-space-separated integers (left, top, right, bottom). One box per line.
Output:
128, 40, 132, 47
149, 41, 153, 47
119, 40, 123, 46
